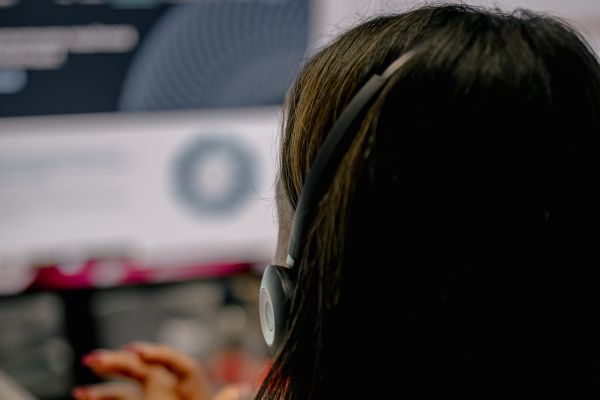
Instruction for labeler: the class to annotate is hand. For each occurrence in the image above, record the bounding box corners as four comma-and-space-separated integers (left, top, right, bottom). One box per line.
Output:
72, 342, 213, 400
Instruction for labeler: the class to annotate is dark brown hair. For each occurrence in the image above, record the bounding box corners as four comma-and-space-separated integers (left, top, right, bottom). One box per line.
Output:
258, 4, 600, 399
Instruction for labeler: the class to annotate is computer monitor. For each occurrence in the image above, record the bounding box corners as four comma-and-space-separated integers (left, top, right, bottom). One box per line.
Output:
0, 0, 310, 293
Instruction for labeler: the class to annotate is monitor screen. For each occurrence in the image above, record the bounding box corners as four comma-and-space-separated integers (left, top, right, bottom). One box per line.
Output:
0, 0, 309, 293
0, 108, 281, 292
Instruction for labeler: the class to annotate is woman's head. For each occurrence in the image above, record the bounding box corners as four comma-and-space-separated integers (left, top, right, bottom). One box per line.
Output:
261, 4, 600, 398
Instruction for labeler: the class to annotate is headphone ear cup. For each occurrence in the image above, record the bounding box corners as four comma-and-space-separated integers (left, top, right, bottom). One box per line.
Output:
259, 265, 296, 349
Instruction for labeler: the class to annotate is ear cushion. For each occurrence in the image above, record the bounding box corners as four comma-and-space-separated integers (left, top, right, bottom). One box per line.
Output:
259, 265, 296, 349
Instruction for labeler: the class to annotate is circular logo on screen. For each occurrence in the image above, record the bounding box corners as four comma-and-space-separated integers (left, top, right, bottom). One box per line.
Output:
173, 135, 254, 216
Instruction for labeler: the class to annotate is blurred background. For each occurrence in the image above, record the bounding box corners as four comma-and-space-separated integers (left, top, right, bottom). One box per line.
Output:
0, 1, 599, 399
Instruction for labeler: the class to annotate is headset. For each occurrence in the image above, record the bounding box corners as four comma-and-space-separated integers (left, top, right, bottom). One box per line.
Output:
259, 52, 415, 350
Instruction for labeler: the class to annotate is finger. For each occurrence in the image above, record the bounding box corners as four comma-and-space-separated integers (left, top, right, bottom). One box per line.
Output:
124, 342, 212, 400
124, 342, 200, 378
82, 350, 149, 382
72, 382, 141, 400
212, 383, 255, 400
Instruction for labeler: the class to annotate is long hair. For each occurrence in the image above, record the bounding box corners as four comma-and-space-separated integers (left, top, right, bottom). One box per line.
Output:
257, 4, 600, 399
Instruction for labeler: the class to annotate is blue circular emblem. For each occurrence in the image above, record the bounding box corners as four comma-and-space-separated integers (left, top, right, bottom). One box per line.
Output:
173, 136, 255, 216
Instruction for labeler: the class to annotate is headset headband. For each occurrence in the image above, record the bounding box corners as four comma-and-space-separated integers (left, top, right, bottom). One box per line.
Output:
286, 51, 415, 267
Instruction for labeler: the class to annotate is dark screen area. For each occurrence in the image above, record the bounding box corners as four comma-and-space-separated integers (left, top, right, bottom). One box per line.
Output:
0, 1, 167, 116
0, 0, 308, 117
